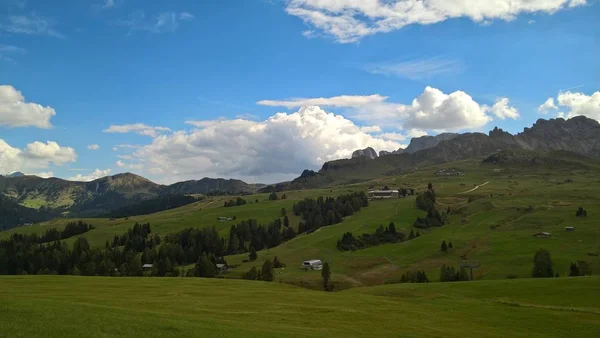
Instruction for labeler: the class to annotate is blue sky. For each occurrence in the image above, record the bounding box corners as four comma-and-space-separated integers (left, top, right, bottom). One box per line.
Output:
1, 0, 599, 183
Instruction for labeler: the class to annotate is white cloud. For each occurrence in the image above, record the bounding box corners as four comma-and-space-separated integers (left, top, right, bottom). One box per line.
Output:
537, 97, 558, 114
528, 19, 536, 24
262, 87, 501, 132
102, 0, 124, 9
554, 91, 600, 120
68, 169, 112, 182
0, 44, 26, 62
286, 0, 587, 43
104, 123, 171, 137
87, 144, 100, 150
0, 14, 65, 39
112, 144, 140, 151
179, 12, 195, 21
0, 139, 76, 175
131, 106, 402, 183
486, 97, 520, 120
36, 171, 54, 178
380, 132, 407, 141
364, 57, 462, 80
406, 129, 428, 138
360, 125, 382, 133
258, 94, 387, 109
116, 160, 143, 170
119, 11, 194, 34
0, 85, 56, 128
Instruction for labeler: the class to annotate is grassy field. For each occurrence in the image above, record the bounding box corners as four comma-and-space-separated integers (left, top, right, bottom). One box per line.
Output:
2, 157, 599, 290
0, 275, 598, 337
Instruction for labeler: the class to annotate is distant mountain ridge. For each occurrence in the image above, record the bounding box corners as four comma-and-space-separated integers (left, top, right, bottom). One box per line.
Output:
0, 173, 265, 221
274, 116, 600, 190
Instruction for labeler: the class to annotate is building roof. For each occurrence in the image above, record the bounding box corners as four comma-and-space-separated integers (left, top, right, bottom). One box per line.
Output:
216, 264, 227, 268
303, 259, 322, 264
368, 190, 399, 193
142, 264, 153, 268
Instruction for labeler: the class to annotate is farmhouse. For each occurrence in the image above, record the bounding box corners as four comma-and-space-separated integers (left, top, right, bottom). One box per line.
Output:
142, 264, 153, 271
368, 190, 399, 199
217, 217, 233, 222
533, 232, 552, 238
302, 260, 323, 270
565, 226, 575, 232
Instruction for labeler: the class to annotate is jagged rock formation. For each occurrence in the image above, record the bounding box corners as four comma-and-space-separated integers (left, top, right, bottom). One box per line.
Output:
379, 148, 405, 157
405, 133, 459, 153
352, 147, 378, 159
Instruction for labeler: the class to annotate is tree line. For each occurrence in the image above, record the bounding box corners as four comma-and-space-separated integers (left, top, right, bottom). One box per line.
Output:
105, 194, 198, 218
293, 192, 369, 234
224, 197, 247, 207
337, 222, 405, 251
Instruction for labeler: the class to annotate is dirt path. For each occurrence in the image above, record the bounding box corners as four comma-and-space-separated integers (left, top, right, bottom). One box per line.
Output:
458, 181, 490, 195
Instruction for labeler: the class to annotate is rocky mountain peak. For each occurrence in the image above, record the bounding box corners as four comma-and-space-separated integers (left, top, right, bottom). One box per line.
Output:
352, 147, 378, 160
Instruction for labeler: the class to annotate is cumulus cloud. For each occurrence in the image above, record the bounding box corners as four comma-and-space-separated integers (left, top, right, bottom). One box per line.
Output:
36, 171, 54, 178
104, 123, 171, 137
129, 106, 402, 183
360, 125, 382, 133
538, 97, 558, 114
262, 87, 503, 132
87, 144, 100, 150
68, 169, 111, 182
486, 97, 520, 120
552, 91, 600, 120
258, 94, 387, 109
406, 129, 428, 138
380, 132, 407, 141
0, 139, 76, 175
286, 0, 587, 43
0, 85, 56, 128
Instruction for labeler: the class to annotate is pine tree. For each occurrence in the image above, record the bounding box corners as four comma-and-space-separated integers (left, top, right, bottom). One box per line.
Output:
195, 253, 216, 278
409, 229, 415, 239
569, 262, 580, 277
283, 215, 290, 227
244, 266, 258, 280
448, 241, 453, 249
428, 182, 433, 190
273, 256, 284, 268
281, 208, 287, 217
416, 231, 421, 237
322, 262, 332, 291
388, 222, 396, 234
441, 240, 448, 252
261, 260, 274, 282
249, 246, 257, 261
532, 248, 554, 278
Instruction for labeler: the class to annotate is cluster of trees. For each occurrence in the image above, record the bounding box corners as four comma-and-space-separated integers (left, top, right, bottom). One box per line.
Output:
293, 192, 369, 234
0, 222, 158, 276
242, 260, 275, 282
569, 261, 592, 276
440, 240, 453, 252
17, 221, 95, 245
408, 229, 421, 239
399, 270, 430, 283
104, 195, 198, 218
224, 197, 247, 208
226, 218, 296, 256
413, 184, 445, 229
576, 207, 587, 217
336, 223, 405, 251
439, 265, 470, 282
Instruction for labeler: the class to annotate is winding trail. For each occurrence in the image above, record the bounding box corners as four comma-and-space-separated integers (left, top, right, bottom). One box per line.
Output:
458, 181, 490, 195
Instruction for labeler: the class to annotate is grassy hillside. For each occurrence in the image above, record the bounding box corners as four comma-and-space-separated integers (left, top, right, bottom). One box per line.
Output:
0, 275, 598, 337
2, 155, 599, 289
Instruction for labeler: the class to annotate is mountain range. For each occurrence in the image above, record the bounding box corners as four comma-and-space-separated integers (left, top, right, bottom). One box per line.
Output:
1, 116, 599, 226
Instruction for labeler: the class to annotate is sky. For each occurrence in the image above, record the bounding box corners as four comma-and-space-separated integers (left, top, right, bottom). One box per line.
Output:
1, 0, 599, 184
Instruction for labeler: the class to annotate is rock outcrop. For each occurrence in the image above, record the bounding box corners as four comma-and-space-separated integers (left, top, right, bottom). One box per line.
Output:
405, 133, 459, 153
352, 147, 378, 159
